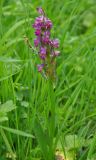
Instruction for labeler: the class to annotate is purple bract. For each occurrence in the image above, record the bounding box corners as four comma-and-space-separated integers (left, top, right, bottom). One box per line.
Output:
39, 47, 46, 59
37, 7, 44, 15
37, 64, 44, 72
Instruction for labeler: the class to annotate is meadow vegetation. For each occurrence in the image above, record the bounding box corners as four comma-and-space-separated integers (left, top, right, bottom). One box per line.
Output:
0, 0, 96, 160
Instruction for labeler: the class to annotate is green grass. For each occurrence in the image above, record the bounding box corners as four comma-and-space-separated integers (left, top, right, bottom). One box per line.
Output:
0, 0, 96, 159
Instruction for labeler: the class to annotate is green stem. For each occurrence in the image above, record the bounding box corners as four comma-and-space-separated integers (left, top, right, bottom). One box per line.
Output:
47, 81, 56, 160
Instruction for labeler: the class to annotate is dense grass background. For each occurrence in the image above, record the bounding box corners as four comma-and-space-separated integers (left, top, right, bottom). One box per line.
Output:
0, 0, 96, 159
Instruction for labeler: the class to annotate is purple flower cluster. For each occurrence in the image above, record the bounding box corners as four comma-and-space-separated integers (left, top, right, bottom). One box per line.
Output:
33, 7, 60, 79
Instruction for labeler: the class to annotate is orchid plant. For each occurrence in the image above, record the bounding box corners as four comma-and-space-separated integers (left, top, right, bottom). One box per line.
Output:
33, 7, 60, 81
25, 7, 61, 160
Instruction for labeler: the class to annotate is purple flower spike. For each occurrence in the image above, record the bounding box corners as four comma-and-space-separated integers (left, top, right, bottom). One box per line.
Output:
37, 64, 44, 72
37, 7, 44, 15
32, 7, 60, 79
